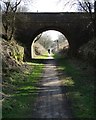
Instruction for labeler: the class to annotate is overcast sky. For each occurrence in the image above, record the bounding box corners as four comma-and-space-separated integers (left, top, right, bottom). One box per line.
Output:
1, 0, 94, 12
21, 0, 78, 12
22, 0, 94, 12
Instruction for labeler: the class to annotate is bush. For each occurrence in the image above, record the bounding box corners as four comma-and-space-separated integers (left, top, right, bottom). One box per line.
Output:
79, 38, 96, 66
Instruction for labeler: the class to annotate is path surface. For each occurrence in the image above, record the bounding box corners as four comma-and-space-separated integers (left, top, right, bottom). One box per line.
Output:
32, 59, 73, 118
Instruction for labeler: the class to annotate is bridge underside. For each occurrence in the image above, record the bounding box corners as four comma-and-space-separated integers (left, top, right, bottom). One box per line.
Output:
14, 12, 93, 61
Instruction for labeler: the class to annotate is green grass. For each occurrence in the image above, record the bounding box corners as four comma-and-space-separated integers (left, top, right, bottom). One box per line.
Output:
34, 52, 49, 59
35, 52, 54, 59
2, 62, 44, 118
55, 55, 95, 118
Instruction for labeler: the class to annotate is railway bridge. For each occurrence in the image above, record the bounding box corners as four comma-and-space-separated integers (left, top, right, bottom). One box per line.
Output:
15, 12, 93, 60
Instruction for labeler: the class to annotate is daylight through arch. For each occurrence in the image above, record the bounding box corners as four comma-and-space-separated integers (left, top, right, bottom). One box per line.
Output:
31, 30, 69, 59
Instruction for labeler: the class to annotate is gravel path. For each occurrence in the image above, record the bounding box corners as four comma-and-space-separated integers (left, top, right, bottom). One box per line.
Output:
32, 59, 73, 118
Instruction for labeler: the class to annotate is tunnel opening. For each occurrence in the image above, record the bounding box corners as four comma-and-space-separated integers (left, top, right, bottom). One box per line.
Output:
31, 30, 69, 59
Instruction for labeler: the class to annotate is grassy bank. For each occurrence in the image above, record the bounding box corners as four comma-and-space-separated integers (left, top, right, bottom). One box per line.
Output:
55, 55, 95, 118
2, 62, 44, 118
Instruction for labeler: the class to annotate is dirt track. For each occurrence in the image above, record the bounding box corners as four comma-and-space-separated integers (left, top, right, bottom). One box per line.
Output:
32, 59, 73, 118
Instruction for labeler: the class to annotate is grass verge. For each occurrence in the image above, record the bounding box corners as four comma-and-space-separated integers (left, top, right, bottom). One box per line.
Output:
34, 52, 54, 59
55, 54, 95, 118
34, 52, 49, 59
2, 62, 44, 118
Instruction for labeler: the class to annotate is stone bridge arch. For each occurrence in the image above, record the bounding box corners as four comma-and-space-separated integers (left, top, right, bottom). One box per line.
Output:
14, 12, 93, 61
31, 28, 70, 58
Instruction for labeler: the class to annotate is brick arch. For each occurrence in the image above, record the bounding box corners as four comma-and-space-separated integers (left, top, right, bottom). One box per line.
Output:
15, 12, 93, 61
31, 27, 70, 44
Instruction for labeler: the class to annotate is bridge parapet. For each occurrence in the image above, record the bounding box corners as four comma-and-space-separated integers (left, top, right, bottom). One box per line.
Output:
16, 12, 92, 23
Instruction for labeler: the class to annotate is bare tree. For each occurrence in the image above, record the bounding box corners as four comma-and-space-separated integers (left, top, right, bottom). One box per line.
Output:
77, 0, 94, 12
58, 0, 96, 37
77, 0, 96, 37
17, 5, 28, 12
37, 34, 53, 49
1, 0, 34, 41
1, 0, 21, 41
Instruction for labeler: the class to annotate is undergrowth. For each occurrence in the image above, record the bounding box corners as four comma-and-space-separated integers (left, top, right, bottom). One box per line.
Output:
55, 54, 95, 118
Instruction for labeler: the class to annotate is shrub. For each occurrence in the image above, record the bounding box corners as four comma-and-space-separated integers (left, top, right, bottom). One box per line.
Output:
79, 38, 96, 66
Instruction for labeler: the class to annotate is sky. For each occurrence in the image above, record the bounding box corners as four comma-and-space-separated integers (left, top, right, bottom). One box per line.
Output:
1, 0, 94, 12
20, 0, 94, 12
24, 0, 78, 12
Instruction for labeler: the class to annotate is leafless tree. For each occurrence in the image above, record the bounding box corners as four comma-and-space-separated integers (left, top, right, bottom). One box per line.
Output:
37, 34, 52, 49
77, 0, 93, 12
58, 0, 96, 37
17, 5, 28, 12
1, 0, 21, 41
1, 0, 33, 41
77, 0, 96, 37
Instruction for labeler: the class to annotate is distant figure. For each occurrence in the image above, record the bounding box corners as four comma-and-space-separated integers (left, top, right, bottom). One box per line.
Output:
48, 49, 50, 54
